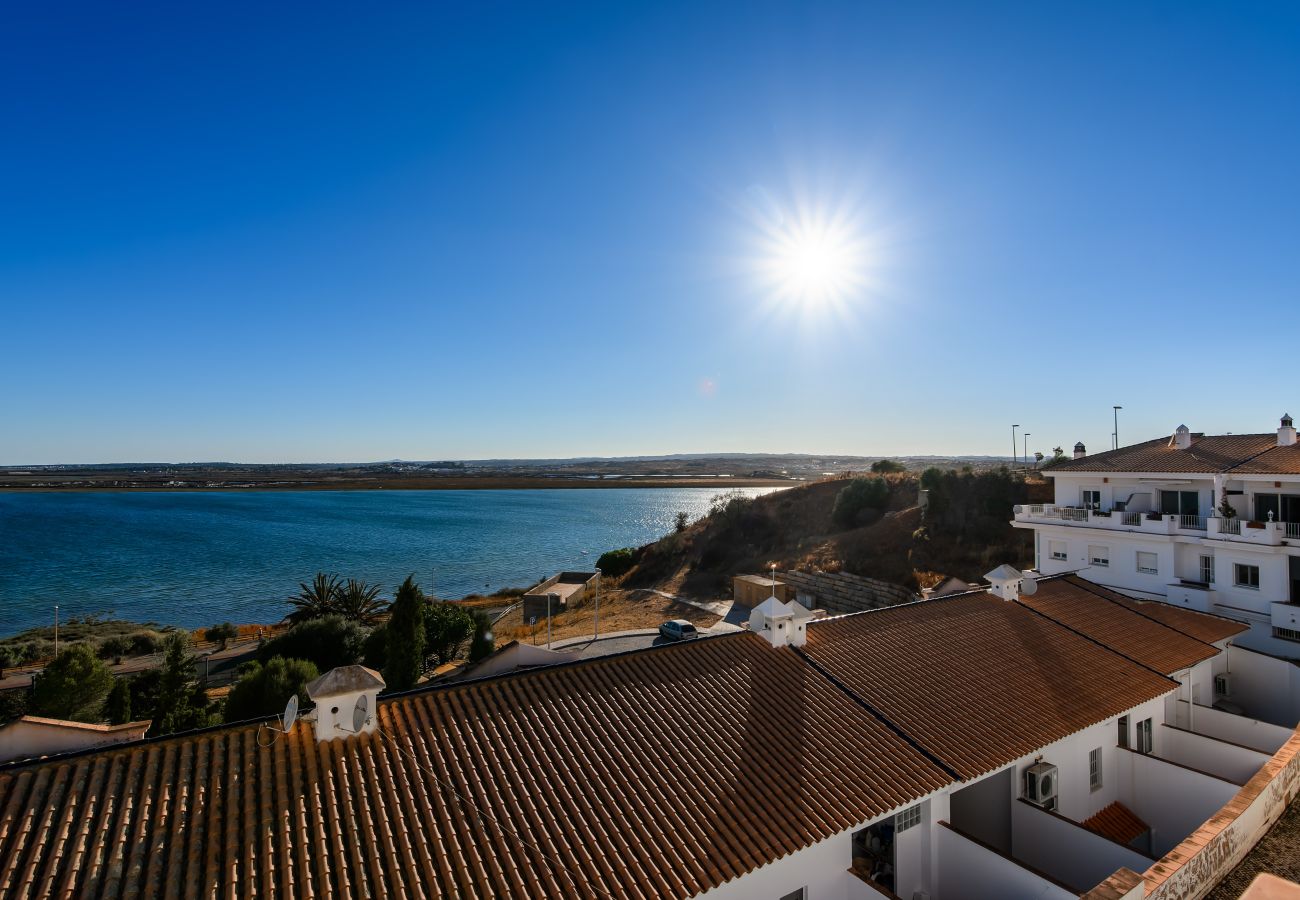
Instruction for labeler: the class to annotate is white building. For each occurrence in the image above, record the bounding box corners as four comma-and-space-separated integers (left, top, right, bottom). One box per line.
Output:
1015, 415, 1300, 658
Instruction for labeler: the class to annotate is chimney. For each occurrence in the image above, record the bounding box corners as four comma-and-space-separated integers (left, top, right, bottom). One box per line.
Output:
1173, 425, 1192, 450
985, 564, 1028, 601
1073, 442, 1086, 460
1279, 414, 1297, 447
305, 665, 385, 742
747, 594, 810, 648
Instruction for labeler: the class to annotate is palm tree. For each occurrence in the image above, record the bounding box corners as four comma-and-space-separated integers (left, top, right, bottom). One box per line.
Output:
287, 573, 342, 624
333, 579, 389, 625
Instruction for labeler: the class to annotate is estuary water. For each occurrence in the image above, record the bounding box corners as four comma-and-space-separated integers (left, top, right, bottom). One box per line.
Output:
0, 487, 778, 635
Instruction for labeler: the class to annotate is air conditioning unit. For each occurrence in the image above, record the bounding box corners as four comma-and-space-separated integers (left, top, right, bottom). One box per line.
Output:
1215, 673, 1232, 698
1024, 762, 1058, 809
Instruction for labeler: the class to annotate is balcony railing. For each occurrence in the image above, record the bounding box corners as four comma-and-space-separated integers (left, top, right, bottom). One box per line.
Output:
1014, 504, 1295, 547
1120, 511, 1142, 526
1221, 518, 1242, 536
1179, 514, 1208, 531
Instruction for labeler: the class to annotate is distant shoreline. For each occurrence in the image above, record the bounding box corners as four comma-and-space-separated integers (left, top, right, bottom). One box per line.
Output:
0, 476, 799, 493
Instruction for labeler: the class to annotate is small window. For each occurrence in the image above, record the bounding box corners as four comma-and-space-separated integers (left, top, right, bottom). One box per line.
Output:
1199, 555, 1215, 584
1136, 718, 1153, 755
1117, 715, 1129, 749
1274, 627, 1300, 643
1049, 540, 1068, 561
1214, 674, 1230, 697
1235, 564, 1260, 589
1082, 489, 1102, 510
779, 890, 807, 900
1136, 551, 1158, 575
896, 804, 923, 832
1089, 747, 1103, 790
1089, 544, 1110, 567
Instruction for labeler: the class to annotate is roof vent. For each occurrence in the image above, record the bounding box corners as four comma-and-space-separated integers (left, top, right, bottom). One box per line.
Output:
305, 665, 385, 742
1280, 414, 1297, 447
1173, 425, 1192, 450
1073, 442, 1086, 459
985, 564, 1027, 602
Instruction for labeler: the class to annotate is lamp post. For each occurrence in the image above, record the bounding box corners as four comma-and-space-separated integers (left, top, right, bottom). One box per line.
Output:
547, 593, 555, 649
1012, 425, 1020, 466
594, 568, 602, 641
1113, 406, 1123, 450
1023, 433, 1031, 467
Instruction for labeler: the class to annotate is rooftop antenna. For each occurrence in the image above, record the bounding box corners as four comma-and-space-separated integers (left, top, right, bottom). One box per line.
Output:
334, 694, 371, 735
257, 694, 300, 746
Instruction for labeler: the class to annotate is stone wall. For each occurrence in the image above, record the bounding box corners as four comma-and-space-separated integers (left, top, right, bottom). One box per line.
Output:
779, 570, 917, 616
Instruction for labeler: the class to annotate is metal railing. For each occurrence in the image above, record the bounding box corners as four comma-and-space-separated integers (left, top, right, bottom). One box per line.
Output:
1179, 514, 1207, 531
1221, 518, 1242, 536
1120, 511, 1142, 526
1287, 522, 1300, 539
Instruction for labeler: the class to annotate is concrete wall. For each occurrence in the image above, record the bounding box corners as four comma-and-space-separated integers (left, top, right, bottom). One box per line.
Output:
1190, 703, 1293, 754
936, 824, 1074, 900
0, 717, 150, 764
951, 767, 1012, 853
1227, 645, 1300, 727
1158, 725, 1271, 786
1115, 749, 1239, 857
692, 827, 854, 900
1010, 799, 1153, 893
779, 570, 916, 616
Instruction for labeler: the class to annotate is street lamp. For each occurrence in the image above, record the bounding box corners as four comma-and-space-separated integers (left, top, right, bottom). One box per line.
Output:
53, 605, 59, 657
1012, 425, 1020, 466
594, 568, 602, 641
1113, 406, 1123, 450
1024, 433, 1031, 466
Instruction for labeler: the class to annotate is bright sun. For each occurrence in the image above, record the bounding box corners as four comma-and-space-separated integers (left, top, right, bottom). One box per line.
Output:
747, 193, 872, 314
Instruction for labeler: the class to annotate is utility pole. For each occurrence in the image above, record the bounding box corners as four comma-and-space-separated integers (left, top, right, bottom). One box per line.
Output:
547, 593, 555, 649
1012, 425, 1020, 466
1113, 406, 1123, 450
594, 568, 602, 641
53, 605, 59, 657
1024, 433, 1031, 467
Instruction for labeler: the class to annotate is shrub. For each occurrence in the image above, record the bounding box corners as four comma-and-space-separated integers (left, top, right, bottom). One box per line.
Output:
832, 477, 890, 529
205, 622, 239, 650
674, 511, 690, 533
467, 610, 495, 663
128, 630, 164, 656
128, 669, 162, 721
423, 603, 473, 668
224, 656, 319, 723
870, 459, 906, 474
363, 623, 389, 671
104, 678, 132, 725
98, 636, 131, 661
31, 644, 113, 723
0, 691, 28, 725
261, 616, 366, 673
595, 548, 636, 578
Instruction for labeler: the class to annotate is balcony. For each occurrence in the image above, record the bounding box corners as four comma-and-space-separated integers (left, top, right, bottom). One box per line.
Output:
1014, 505, 1298, 547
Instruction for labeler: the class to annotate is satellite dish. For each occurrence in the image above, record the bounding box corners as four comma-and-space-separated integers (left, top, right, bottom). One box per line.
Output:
353, 694, 369, 733
1020, 579, 1039, 596
282, 694, 299, 732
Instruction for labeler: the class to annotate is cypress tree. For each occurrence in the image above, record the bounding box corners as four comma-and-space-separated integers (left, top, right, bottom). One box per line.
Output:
383, 575, 426, 691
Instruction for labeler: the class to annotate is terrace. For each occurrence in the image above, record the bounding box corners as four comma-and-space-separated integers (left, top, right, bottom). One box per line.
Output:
1014, 504, 1300, 546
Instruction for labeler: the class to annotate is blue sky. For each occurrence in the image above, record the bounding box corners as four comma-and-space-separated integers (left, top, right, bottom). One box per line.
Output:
3, 2, 1299, 463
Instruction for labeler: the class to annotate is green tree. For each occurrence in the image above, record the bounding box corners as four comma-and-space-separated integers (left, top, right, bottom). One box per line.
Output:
128, 669, 162, 721
468, 610, 495, 663
674, 511, 690, 533
0, 647, 16, 679
205, 622, 239, 650
595, 547, 636, 577
362, 623, 389, 671
262, 615, 366, 672
831, 477, 890, 529
98, 636, 130, 662
223, 656, 319, 723
333, 579, 389, 625
104, 677, 132, 725
383, 576, 426, 691
0, 690, 28, 725
287, 573, 342, 624
423, 602, 473, 667
870, 459, 906, 474
31, 644, 113, 723
152, 632, 211, 736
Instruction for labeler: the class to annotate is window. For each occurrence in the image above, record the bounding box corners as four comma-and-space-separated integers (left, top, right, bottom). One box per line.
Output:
1199, 555, 1215, 584
1050, 540, 1068, 561
779, 890, 807, 900
1161, 490, 1200, 515
1136, 718, 1153, 754
1089, 747, 1103, 790
895, 804, 922, 832
1089, 544, 1110, 567
1214, 674, 1230, 697
1136, 552, 1158, 575
1117, 715, 1129, 749
1082, 489, 1102, 510
1235, 564, 1260, 589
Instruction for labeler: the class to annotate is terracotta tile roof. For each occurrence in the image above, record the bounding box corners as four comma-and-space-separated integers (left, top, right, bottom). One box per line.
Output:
1052, 575, 1248, 645
1047, 433, 1300, 475
1016, 575, 1222, 674
1083, 801, 1150, 846
0, 632, 952, 899
801, 593, 1178, 780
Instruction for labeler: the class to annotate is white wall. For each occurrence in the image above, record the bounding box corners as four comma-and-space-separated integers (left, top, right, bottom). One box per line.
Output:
1227, 645, 1300, 726
1190, 703, 1294, 753
692, 829, 854, 900
936, 824, 1074, 900
1114, 749, 1239, 856
1157, 725, 1270, 785
0, 717, 149, 764
1010, 799, 1152, 892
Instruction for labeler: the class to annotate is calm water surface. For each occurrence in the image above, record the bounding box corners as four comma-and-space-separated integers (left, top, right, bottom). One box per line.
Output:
0, 488, 778, 635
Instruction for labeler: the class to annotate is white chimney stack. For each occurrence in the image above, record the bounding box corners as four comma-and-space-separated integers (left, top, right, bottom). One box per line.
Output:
306, 665, 385, 742
748, 594, 811, 648
1073, 442, 1086, 460
1279, 414, 1296, 447
1173, 425, 1192, 450
984, 564, 1026, 602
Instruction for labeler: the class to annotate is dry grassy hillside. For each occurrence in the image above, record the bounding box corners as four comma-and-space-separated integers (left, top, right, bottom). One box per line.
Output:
618, 471, 1042, 598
